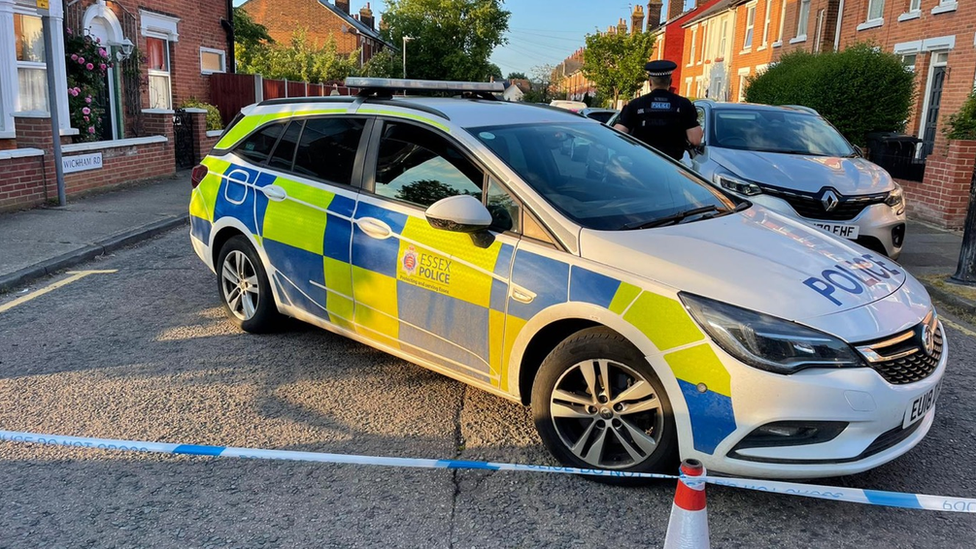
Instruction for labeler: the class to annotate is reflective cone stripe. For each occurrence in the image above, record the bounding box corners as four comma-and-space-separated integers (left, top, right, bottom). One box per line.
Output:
674, 460, 707, 511
663, 459, 710, 549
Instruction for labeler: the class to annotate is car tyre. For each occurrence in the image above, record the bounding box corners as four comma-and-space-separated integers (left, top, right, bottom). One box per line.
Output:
531, 327, 678, 484
216, 235, 281, 333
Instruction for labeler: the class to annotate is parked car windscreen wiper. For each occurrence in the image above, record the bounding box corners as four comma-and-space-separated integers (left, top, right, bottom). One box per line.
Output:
621, 205, 723, 230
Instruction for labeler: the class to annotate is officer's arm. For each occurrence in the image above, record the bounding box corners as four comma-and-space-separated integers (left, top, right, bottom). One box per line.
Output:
686, 126, 703, 147
614, 123, 631, 134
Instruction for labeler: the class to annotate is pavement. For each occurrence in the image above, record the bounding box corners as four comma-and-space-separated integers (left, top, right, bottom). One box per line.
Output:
0, 173, 971, 311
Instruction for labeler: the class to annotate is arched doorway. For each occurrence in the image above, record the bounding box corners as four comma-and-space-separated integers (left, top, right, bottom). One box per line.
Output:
83, 1, 127, 140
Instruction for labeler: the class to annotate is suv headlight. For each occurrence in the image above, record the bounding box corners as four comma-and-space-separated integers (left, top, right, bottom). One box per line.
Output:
713, 173, 762, 196
680, 293, 865, 374
885, 183, 905, 215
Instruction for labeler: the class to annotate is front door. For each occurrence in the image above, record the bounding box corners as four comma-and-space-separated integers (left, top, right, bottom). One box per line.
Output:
922, 64, 947, 158
350, 119, 520, 387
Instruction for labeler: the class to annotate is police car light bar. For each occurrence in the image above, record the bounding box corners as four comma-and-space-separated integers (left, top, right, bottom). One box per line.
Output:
345, 77, 504, 94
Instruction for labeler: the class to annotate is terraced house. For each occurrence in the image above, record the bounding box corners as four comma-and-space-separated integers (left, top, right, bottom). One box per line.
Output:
0, 0, 233, 211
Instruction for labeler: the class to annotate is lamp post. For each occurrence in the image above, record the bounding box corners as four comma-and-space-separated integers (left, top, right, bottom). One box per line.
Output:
402, 36, 413, 78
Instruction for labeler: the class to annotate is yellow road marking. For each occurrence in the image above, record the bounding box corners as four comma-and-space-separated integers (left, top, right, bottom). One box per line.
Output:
943, 318, 976, 339
0, 270, 117, 313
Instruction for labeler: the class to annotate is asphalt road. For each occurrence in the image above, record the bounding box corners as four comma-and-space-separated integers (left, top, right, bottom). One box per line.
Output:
0, 229, 974, 548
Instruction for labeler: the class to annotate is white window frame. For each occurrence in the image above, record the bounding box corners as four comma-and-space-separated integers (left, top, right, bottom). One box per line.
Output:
774, 0, 786, 46
686, 77, 693, 96
200, 47, 226, 75
12, 12, 48, 114
147, 37, 172, 110
743, 3, 757, 50
794, 0, 811, 41
698, 21, 707, 64
761, 0, 772, 47
737, 68, 751, 102
898, 0, 921, 21
857, 0, 885, 30
918, 50, 951, 156
932, 0, 958, 14
689, 26, 698, 67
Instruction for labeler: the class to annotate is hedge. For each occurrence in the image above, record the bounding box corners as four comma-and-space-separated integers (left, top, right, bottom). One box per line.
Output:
744, 44, 915, 147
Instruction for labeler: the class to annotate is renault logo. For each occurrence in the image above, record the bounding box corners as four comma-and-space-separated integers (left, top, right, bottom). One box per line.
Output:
921, 324, 936, 356
821, 189, 840, 212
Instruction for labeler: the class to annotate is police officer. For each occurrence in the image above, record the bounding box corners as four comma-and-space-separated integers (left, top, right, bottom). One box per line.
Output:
614, 60, 703, 161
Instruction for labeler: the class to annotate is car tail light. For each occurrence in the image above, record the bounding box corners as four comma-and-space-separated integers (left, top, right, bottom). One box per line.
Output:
190, 164, 208, 189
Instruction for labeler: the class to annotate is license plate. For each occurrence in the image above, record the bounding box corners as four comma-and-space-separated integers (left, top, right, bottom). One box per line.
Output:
811, 222, 860, 239
903, 381, 942, 429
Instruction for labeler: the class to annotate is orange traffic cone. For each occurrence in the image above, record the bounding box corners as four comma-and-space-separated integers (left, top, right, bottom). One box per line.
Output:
663, 459, 710, 549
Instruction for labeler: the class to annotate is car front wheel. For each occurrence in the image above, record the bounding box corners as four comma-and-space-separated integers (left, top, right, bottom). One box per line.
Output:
531, 327, 678, 481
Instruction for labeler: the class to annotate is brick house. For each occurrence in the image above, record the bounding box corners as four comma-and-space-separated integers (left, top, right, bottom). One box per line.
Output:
239, 0, 393, 68
555, 48, 594, 102
0, 0, 232, 211
678, 0, 784, 101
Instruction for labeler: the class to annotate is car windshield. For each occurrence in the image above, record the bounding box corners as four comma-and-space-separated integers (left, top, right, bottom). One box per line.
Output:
710, 109, 855, 156
470, 122, 736, 231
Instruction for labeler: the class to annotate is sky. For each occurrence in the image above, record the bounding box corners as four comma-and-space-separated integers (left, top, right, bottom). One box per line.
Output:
233, 1, 689, 78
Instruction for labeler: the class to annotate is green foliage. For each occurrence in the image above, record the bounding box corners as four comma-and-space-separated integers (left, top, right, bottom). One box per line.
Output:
380, 0, 511, 81
521, 64, 557, 104
487, 63, 503, 80
180, 98, 223, 131
581, 30, 655, 107
944, 91, 976, 141
233, 7, 274, 71
64, 28, 114, 141
744, 43, 915, 146
361, 49, 401, 78
396, 180, 460, 205
506, 71, 527, 80
238, 28, 360, 83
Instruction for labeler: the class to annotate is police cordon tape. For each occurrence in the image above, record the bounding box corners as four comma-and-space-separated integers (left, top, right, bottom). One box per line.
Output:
3, 429, 975, 513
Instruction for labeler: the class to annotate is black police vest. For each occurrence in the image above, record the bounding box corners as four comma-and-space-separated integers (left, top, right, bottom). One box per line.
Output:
630, 91, 687, 160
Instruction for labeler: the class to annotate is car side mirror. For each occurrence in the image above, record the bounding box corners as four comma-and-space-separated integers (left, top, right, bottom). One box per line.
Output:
853, 145, 864, 157
425, 194, 493, 233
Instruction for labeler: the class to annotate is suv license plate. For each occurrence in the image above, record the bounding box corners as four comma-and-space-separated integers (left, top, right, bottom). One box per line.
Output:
811, 222, 860, 240
903, 381, 942, 429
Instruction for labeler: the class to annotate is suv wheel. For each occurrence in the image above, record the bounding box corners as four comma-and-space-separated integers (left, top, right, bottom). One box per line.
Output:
216, 235, 281, 333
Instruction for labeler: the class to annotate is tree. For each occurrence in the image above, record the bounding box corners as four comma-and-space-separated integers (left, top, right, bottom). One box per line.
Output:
581, 29, 655, 108
396, 180, 460, 205
361, 49, 401, 78
233, 7, 274, 70
487, 63, 503, 81
522, 64, 557, 103
506, 71, 527, 80
238, 28, 360, 83
745, 44, 915, 147
380, 0, 511, 81
945, 91, 976, 285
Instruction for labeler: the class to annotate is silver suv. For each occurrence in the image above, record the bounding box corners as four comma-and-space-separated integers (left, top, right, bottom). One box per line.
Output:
691, 101, 907, 258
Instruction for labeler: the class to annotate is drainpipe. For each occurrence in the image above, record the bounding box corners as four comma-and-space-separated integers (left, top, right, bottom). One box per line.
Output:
833, 0, 844, 51
225, 0, 235, 72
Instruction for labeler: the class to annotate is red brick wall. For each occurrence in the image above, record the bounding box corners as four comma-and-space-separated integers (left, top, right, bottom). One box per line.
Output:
898, 140, 976, 229
240, 0, 383, 64
728, 0, 780, 101
0, 154, 49, 211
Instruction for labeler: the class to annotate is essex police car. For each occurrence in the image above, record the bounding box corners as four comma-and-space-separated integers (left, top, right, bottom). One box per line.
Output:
188, 78, 946, 480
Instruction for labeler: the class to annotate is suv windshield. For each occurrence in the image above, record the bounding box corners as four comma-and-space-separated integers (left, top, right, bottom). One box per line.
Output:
709, 109, 855, 156
471, 122, 735, 231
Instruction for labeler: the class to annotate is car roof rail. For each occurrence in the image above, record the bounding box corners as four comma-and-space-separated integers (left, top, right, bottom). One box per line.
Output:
783, 104, 818, 115
345, 77, 504, 101
257, 96, 355, 107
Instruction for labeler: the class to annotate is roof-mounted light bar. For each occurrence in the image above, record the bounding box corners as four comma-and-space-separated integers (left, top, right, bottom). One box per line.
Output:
345, 77, 504, 95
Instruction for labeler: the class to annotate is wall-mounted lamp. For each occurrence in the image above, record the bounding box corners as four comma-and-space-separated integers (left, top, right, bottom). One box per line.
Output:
113, 37, 134, 61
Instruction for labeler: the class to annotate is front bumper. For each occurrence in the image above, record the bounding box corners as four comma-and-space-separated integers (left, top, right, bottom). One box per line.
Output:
748, 195, 906, 259
682, 325, 947, 480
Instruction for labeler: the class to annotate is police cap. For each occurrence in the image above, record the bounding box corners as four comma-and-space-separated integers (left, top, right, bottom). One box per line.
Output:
645, 60, 677, 77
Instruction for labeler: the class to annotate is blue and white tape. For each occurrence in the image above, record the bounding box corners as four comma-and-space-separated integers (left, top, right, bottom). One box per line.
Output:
2, 429, 974, 513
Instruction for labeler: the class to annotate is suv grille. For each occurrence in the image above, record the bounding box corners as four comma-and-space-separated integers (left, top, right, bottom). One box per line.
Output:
856, 316, 943, 385
761, 187, 886, 221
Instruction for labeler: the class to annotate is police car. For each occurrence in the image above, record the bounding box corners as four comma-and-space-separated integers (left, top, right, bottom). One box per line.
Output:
188, 78, 946, 480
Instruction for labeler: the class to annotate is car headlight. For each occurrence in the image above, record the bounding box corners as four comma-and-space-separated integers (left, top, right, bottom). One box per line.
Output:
713, 173, 762, 196
680, 293, 865, 374
885, 183, 905, 215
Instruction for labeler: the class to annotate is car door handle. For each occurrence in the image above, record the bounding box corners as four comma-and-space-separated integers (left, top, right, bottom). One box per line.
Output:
357, 217, 392, 239
262, 185, 287, 201
511, 285, 536, 304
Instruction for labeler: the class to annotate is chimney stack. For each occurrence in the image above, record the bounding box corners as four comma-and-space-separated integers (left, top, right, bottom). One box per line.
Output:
667, 0, 683, 20
360, 2, 375, 29
647, 0, 664, 30
632, 5, 645, 34
617, 17, 628, 34
336, 0, 350, 15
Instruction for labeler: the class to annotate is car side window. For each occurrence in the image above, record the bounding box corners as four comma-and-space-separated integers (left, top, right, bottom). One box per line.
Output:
374, 122, 483, 208
293, 117, 365, 185
268, 120, 303, 171
237, 122, 286, 165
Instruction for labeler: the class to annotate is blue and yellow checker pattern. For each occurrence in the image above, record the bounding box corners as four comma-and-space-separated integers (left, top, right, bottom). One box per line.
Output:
191, 154, 738, 456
